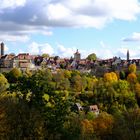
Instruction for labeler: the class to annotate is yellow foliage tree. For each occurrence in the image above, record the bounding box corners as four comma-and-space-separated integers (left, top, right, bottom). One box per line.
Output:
104, 72, 118, 82
129, 64, 137, 73
0, 73, 9, 93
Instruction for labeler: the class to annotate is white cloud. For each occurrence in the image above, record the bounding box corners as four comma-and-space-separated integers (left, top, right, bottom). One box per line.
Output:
0, 0, 140, 29
0, 0, 140, 44
27, 41, 140, 59
28, 42, 87, 58
40, 43, 54, 55
56, 43, 76, 58
28, 42, 54, 55
28, 42, 40, 54
56, 43, 114, 59
122, 32, 140, 42
47, 3, 72, 21
0, 0, 26, 9
44, 0, 140, 28
41, 31, 53, 36
4, 44, 9, 53
97, 43, 140, 59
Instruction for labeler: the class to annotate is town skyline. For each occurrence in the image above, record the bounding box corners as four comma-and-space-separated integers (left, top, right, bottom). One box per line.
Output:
1, 0, 140, 59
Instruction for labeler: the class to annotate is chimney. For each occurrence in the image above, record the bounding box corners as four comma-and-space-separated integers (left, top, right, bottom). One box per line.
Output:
1, 42, 4, 56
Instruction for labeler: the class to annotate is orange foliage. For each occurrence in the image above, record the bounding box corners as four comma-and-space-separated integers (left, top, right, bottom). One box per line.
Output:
81, 119, 94, 135
127, 73, 137, 84
92, 112, 114, 136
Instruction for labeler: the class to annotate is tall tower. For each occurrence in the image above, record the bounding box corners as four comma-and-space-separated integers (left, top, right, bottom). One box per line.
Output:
74, 49, 81, 61
127, 49, 129, 61
0, 42, 4, 56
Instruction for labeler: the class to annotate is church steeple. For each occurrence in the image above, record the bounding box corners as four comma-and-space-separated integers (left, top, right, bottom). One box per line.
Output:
127, 49, 129, 61
74, 49, 81, 61
0, 42, 4, 56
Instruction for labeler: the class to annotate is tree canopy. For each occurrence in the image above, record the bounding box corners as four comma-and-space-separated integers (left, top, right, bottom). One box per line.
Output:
1, 65, 140, 139
87, 53, 97, 61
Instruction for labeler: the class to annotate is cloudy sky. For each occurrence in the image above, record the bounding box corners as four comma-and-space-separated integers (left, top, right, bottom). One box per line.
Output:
1, 0, 140, 59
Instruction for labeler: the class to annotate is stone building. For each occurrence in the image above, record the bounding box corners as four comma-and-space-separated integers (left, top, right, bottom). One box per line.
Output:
0, 53, 35, 70
0, 53, 15, 68
74, 49, 81, 61
13, 53, 34, 69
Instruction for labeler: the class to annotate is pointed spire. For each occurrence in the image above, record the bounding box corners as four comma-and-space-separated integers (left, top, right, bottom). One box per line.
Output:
127, 49, 129, 61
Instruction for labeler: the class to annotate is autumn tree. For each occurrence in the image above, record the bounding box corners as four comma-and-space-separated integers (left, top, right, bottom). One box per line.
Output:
63, 70, 72, 79
104, 72, 118, 83
127, 73, 137, 84
92, 112, 114, 139
135, 83, 140, 106
128, 64, 137, 73
0, 73, 9, 93
81, 119, 94, 139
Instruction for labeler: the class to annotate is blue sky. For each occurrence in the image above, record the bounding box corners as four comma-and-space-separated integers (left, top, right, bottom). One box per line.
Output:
1, 0, 140, 59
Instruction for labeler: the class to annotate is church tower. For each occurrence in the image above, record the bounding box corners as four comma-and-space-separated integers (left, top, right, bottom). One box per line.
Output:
127, 49, 129, 61
0, 42, 4, 56
74, 49, 81, 61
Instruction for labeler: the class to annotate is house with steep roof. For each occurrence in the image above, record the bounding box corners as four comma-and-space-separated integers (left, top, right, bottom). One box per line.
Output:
88, 105, 99, 116
0, 53, 15, 68
0, 53, 35, 70
13, 53, 35, 69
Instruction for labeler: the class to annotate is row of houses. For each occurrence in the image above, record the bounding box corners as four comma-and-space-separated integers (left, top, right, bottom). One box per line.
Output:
72, 103, 99, 116
0, 51, 91, 71
1, 49, 140, 73
0, 53, 35, 70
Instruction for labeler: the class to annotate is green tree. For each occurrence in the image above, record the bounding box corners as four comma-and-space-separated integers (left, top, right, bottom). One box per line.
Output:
63, 70, 72, 79
42, 53, 50, 58
87, 53, 97, 61
92, 112, 114, 139
8, 68, 22, 83
53, 70, 65, 89
71, 75, 82, 92
0, 94, 45, 139
59, 78, 70, 90
119, 71, 126, 80
113, 108, 140, 140
0, 73, 9, 93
